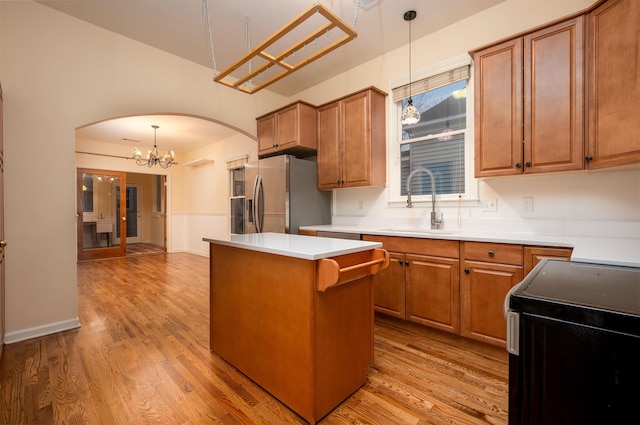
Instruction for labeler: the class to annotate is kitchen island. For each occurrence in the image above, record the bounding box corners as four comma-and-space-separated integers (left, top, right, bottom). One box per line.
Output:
203, 233, 389, 424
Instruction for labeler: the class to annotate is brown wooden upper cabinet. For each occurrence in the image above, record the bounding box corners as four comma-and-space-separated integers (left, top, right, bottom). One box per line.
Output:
256, 101, 317, 158
317, 87, 387, 190
473, 17, 585, 177
587, 0, 640, 169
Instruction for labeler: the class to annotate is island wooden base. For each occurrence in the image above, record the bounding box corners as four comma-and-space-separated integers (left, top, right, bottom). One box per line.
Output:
209, 243, 377, 424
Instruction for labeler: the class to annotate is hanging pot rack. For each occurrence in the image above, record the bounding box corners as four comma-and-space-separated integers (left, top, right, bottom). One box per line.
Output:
212, 3, 358, 94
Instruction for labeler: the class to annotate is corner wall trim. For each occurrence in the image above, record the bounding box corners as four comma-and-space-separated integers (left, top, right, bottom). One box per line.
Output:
4, 318, 81, 344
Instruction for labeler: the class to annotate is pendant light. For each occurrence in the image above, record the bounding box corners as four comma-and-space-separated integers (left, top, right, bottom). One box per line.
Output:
401, 10, 420, 125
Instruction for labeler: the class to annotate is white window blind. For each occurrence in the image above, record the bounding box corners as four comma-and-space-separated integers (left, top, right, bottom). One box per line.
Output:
393, 65, 470, 102
401, 133, 465, 196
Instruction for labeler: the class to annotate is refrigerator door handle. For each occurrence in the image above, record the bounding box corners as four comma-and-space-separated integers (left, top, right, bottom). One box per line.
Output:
247, 199, 253, 223
254, 175, 263, 233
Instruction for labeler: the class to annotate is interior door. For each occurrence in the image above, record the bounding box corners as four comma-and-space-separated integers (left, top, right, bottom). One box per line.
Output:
77, 169, 126, 260
115, 183, 142, 244
0, 83, 5, 357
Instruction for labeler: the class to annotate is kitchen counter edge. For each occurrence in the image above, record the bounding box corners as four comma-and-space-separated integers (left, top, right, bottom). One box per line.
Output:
203, 232, 383, 261
299, 225, 640, 268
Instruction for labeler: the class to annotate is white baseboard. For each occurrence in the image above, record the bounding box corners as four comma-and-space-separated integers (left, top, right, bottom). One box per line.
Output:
185, 248, 209, 257
4, 318, 81, 344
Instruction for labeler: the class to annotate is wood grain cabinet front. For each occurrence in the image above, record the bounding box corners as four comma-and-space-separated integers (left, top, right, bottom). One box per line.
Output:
586, 0, 640, 169
461, 242, 524, 347
371, 251, 407, 319
473, 16, 585, 177
405, 253, 460, 334
358, 235, 574, 348
208, 242, 386, 424
473, 0, 640, 176
317, 87, 387, 190
524, 246, 572, 275
363, 235, 460, 334
256, 101, 317, 158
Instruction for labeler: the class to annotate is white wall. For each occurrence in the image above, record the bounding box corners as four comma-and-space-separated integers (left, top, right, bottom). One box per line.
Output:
178, 133, 257, 256
0, 1, 284, 342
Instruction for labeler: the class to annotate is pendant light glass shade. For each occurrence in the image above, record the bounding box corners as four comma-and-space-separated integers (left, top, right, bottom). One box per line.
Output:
401, 10, 420, 126
402, 98, 420, 125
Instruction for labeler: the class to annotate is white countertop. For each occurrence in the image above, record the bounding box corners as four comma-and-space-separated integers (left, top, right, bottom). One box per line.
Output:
203, 232, 382, 260
300, 225, 640, 268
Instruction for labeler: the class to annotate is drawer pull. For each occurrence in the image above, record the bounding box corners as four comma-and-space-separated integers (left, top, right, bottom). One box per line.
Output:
488, 250, 494, 257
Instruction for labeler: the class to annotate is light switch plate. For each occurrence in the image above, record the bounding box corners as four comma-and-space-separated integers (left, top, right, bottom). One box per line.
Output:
522, 197, 534, 212
482, 199, 498, 212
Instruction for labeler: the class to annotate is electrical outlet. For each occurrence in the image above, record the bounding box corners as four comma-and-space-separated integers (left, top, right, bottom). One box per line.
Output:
357, 200, 364, 211
482, 199, 498, 212
522, 197, 534, 212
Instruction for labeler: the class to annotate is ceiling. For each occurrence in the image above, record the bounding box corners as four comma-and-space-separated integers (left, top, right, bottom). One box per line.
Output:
76, 115, 242, 152
44, 0, 504, 150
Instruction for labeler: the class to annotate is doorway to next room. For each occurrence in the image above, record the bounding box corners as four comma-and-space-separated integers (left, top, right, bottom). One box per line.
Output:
76, 168, 166, 261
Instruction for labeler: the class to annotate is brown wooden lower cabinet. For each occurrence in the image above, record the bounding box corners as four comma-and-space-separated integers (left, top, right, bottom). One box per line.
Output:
372, 251, 406, 319
461, 241, 524, 348
406, 254, 460, 334
524, 245, 573, 273
353, 234, 573, 348
363, 235, 460, 334
461, 242, 573, 347
461, 259, 524, 347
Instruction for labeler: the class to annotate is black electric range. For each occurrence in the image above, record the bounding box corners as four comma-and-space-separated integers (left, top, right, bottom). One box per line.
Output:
505, 259, 640, 425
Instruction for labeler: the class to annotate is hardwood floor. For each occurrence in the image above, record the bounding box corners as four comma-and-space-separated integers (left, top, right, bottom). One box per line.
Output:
0, 253, 508, 424
126, 243, 166, 256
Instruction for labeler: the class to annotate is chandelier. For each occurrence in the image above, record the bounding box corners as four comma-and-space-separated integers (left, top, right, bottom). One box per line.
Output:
132, 125, 175, 169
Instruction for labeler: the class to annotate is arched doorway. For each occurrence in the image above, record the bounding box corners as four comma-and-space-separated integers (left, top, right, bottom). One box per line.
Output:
74, 113, 257, 260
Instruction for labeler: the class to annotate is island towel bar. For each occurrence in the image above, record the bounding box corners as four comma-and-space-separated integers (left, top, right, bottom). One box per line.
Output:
317, 248, 389, 292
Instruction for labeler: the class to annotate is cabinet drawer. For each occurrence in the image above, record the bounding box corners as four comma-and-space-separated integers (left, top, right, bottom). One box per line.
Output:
463, 242, 523, 265
363, 235, 459, 258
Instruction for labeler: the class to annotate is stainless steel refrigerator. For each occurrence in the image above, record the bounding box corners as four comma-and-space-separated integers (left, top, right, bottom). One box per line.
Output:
243, 155, 331, 234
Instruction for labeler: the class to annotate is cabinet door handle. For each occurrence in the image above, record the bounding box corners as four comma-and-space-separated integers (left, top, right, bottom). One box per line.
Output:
488, 250, 494, 257
397, 259, 404, 265
515, 162, 521, 168
524, 161, 531, 167
464, 268, 470, 274
585, 155, 593, 161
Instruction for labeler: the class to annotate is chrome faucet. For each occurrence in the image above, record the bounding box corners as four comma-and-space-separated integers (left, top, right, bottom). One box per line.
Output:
406, 166, 444, 230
